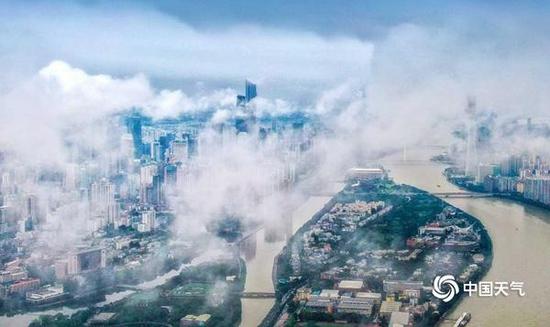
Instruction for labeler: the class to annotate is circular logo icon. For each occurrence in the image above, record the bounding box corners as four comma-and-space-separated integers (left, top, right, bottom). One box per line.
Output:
432, 274, 459, 302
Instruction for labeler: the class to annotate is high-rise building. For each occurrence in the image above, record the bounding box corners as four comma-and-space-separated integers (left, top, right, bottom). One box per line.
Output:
476, 163, 497, 183
67, 247, 106, 275
164, 164, 178, 185
496, 176, 518, 193
170, 140, 189, 163
91, 179, 115, 210
236, 80, 257, 107
464, 98, 478, 177
500, 155, 523, 177
64, 163, 80, 191
90, 179, 118, 227
524, 176, 550, 205
1, 172, 13, 194
140, 164, 157, 187
140, 164, 161, 205
0, 205, 8, 234
120, 133, 134, 160
127, 115, 143, 158
158, 133, 175, 162
25, 195, 39, 220
146, 175, 162, 206
141, 209, 156, 232
151, 141, 161, 161
245, 80, 257, 102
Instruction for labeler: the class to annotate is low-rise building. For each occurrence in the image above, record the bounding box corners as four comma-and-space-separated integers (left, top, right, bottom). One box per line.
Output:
389, 311, 412, 327
295, 287, 311, 302
88, 312, 116, 325
356, 292, 382, 304
305, 295, 333, 313
319, 289, 340, 300
379, 300, 402, 318
337, 297, 374, 315
0, 269, 28, 283
26, 285, 66, 305
9, 278, 40, 295
180, 314, 211, 326
337, 280, 364, 292
402, 289, 421, 299
419, 226, 447, 236
346, 168, 386, 181
383, 280, 423, 294
54, 260, 68, 279
442, 239, 478, 252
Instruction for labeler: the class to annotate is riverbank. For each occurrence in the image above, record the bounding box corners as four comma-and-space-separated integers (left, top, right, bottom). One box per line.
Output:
272, 178, 492, 326
28, 256, 246, 327
239, 195, 337, 327
257, 197, 339, 327
443, 165, 550, 213
386, 154, 550, 326
0, 249, 241, 327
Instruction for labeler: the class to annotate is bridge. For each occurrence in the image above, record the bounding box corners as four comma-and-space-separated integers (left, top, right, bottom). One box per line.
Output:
235, 225, 263, 245
431, 192, 495, 198
240, 292, 276, 298
347, 191, 496, 199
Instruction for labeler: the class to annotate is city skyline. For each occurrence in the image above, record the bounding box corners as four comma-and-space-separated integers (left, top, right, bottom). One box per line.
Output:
1, 1, 550, 327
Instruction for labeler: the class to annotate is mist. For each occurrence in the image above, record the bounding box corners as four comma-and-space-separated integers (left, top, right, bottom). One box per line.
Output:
1, 1, 550, 300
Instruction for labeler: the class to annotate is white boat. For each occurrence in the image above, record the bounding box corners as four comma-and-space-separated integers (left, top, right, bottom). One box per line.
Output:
453, 312, 471, 327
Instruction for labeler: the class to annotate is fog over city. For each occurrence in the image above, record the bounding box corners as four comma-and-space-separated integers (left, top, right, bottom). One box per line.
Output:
1, 2, 550, 326
2, 1, 550, 246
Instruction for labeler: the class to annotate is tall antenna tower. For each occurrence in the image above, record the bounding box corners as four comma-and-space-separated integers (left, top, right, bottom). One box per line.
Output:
464, 97, 478, 177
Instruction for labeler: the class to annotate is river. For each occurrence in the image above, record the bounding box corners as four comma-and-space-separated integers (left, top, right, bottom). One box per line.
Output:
239, 196, 336, 327
240, 149, 550, 327
386, 153, 550, 327
3, 153, 550, 326
0, 251, 217, 327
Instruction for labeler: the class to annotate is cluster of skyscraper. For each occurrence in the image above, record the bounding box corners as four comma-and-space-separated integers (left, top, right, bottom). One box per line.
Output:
0, 79, 319, 308
464, 154, 550, 206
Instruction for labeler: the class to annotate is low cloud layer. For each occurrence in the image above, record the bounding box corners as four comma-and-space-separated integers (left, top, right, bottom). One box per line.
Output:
2, 2, 550, 253
0, 61, 298, 165
0, 2, 374, 98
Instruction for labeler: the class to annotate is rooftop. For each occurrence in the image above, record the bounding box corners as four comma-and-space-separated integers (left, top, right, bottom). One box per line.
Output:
181, 314, 211, 322
389, 311, 411, 326
89, 312, 116, 323
338, 280, 364, 290
356, 292, 382, 299
380, 301, 402, 313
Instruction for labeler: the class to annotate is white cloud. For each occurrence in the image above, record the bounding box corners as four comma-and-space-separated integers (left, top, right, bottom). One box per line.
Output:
38, 60, 153, 119
0, 4, 374, 97
0, 61, 311, 165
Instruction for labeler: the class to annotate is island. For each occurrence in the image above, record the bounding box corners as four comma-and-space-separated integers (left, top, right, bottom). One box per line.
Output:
270, 170, 492, 327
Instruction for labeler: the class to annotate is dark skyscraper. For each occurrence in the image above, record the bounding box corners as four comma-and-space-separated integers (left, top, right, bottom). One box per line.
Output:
236, 95, 246, 107
159, 133, 175, 162
236, 80, 257, 107
245, 80, 257, 103
127, 115, 143, 158
164, 164, 177, 185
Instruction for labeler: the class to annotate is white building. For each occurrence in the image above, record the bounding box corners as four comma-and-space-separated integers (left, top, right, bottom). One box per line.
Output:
140, 209, 156, 232
346, 168, 386, 181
